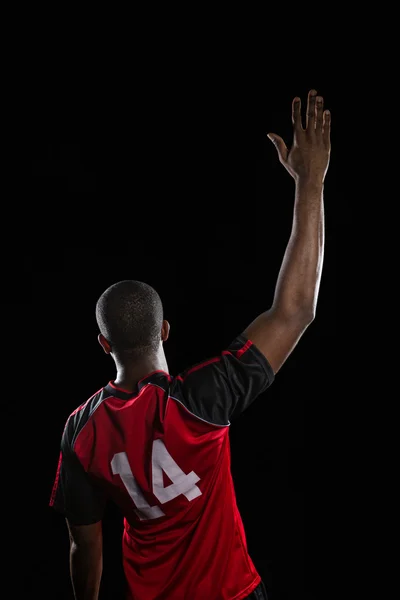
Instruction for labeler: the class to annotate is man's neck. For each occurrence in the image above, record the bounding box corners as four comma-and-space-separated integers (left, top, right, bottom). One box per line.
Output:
113, 352, 169, 392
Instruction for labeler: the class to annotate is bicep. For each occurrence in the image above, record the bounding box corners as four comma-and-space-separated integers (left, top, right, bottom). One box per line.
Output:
243, 307, 313, 374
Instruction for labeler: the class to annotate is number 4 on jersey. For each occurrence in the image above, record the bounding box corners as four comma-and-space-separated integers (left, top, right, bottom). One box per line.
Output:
111, 439, 202, 521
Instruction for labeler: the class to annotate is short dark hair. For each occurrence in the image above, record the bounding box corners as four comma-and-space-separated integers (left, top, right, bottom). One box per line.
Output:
96, 280, 163, 357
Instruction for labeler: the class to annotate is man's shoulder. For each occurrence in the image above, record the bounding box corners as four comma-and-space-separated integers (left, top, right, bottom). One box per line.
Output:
63, 386, 109, 444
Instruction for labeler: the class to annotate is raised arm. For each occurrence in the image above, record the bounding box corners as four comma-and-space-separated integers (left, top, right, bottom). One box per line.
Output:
244, 89, 331, 374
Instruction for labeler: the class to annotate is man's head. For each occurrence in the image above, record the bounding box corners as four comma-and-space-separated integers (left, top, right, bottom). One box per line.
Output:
96, 280, 169, 362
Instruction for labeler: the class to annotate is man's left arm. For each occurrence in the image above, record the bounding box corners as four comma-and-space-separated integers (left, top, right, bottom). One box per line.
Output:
66, 519, 103, 600
50, 413, 108, 599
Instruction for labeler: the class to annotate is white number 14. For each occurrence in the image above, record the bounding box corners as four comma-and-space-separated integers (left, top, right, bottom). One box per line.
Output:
111, 439, 202, 521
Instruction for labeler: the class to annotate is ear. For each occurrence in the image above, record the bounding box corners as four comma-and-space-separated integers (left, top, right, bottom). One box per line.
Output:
161, 320, 170, 343
98, 333, 112, 354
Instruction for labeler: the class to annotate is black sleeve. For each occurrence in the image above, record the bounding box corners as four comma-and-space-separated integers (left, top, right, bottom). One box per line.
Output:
171, 334, 275, 426
49, 420, 107, 526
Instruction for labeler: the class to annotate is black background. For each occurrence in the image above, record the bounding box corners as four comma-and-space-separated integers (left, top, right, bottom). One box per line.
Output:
8, 68, 353, 600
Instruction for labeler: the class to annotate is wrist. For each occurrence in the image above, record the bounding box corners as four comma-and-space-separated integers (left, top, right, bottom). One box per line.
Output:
295, 175, 325, 190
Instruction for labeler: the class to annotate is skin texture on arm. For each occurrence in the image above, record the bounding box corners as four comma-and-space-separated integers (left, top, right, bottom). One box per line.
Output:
244, 89, 331, 374
66, 519, 103, 600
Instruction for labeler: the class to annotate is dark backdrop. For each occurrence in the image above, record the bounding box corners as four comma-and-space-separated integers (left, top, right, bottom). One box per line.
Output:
8, 79, 347, 600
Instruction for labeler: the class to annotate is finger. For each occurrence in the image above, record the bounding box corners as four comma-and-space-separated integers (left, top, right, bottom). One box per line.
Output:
316, 96, 324, 131
267, 133, 288, 163
306, 89, 318, 130
292, 97, 303, 134
323, 110, 331, 146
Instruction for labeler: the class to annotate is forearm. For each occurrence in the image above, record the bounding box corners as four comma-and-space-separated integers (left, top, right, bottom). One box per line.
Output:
273, 178, 325, 317
69, 543, 103, 600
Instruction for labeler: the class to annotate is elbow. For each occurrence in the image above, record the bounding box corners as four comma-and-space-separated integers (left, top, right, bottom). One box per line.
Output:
292, 291, 318, 323
280, 303, 316, 325
275, 289, 319, 325
298, 304, 316, 324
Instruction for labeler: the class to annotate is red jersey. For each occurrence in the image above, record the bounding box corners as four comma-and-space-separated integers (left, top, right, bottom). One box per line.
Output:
50, 334, 274, 599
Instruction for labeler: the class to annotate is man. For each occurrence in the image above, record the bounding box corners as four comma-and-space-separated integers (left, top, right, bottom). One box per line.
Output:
50, 89, 331, 600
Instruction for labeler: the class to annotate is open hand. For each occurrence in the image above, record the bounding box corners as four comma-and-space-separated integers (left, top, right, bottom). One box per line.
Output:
268, 89, 331, 184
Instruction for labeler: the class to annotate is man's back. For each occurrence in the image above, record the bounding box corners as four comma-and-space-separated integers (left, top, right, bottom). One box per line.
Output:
51, 334, 274, 599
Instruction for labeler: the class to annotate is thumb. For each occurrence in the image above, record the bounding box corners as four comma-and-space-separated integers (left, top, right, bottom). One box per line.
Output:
267, 133, 288, 162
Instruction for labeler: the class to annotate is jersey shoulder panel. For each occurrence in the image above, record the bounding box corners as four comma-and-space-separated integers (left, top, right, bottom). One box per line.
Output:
169, 334, 274, 427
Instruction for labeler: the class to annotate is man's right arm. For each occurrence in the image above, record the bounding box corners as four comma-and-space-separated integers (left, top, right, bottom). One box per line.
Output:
244, 89, 331, 374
